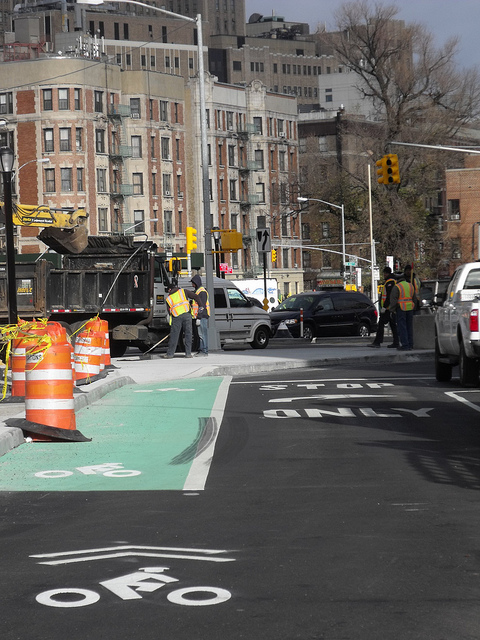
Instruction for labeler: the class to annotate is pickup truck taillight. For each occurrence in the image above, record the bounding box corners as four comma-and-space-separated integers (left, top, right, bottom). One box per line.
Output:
470, 309, 479, 332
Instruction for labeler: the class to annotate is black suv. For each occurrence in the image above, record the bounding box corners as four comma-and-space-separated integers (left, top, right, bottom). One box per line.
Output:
270, 291, 378, 340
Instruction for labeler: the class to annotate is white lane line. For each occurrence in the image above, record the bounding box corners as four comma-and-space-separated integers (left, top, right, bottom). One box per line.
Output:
183, 376, 232, 492
445, 390, 480, 413
232, 376, 435, 385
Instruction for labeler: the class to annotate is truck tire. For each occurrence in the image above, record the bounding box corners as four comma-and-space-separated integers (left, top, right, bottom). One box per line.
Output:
435, 336, 452, 382
250, 326, 270, 349
459, 341, 479, 387
110, 340, 127, 358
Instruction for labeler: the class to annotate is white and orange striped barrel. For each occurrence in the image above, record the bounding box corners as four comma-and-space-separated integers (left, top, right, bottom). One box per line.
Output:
74, 329, 103, 382
84, 318, 110, 368
25, 322, 76, 432
11, 340, 26, 397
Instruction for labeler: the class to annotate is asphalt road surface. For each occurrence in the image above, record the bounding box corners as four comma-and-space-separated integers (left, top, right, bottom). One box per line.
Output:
2, 360, 480, 639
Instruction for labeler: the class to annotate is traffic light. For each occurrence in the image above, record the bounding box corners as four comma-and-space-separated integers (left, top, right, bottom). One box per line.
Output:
186, 226, 197, 253
272, 249, 277, 263
376, 153, 400, 184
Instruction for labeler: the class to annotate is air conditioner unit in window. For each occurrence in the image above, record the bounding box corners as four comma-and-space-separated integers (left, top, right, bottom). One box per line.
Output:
164, 190, 171, 196
131, 113, 140, 119
279, 132, 286, 138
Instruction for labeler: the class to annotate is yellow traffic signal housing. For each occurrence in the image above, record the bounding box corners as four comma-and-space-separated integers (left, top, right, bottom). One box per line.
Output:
186, 226, 197, 253
376, 154, 400, 184
272, 249, 277, 263
219, 229, 243, 252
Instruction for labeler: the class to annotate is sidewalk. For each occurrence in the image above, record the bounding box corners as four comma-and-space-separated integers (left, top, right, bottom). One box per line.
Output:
0, 339, 434, 457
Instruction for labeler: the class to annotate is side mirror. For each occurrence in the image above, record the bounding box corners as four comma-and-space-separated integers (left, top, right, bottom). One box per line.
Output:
434, 292, 446, 304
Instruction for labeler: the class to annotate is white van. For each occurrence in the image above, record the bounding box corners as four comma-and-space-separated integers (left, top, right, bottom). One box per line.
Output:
179, 275, 271, 349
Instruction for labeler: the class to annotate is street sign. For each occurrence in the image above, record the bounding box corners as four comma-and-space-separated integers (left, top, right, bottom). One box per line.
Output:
256, 228, 271, 253
219, 263, 228, 273
345, 261, 356, 267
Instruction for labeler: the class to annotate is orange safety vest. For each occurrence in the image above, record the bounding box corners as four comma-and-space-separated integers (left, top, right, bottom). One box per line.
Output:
167, 289, 190, 317
381, 278, 396, 308
395, 281, 415, 311
190, 286, 210, 318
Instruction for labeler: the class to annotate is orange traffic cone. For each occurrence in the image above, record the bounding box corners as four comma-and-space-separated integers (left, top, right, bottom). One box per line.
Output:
85, 317, 111, 368
11, 338, 26, 397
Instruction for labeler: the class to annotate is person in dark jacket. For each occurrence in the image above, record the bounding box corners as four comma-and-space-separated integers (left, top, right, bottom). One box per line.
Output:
190, 274, 210, 356
368, 266, 399, 348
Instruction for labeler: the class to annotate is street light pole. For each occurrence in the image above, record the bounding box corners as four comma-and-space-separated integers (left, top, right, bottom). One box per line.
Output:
0, 146, 17, 324
298, 196, 346, 288
123, 218, 158, 234
78, 0, 219, 348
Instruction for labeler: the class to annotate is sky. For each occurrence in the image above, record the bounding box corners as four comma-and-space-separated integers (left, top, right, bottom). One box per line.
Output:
245, 0, 480, 70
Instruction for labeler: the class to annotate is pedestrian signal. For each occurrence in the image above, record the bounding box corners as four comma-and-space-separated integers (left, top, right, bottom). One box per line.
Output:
186, 226, 197, 253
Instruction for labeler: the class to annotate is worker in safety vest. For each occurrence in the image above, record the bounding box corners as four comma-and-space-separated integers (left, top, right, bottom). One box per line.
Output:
368, 266, 399, 349
404, 264, 421, 313
164, 279, 201, 359
190, 274, 210, 356
389, 266, 418, 351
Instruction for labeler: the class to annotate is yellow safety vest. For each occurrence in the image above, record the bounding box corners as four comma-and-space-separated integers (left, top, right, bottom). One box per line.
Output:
190, 286, 210, 318
381, 278, 396, 308
167, 289, 190, 317
395, 281, 415, 311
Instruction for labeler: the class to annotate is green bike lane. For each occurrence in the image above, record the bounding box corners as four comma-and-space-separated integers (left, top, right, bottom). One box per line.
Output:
0, 376, 230, 491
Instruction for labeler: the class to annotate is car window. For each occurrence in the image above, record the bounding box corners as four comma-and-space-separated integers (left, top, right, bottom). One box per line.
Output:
315, 296, 333, 311
276, 295, 315, 311
464, 269, 480, 290
227, 288, 250, 308
333, 295, 354, 311
446, 270, 461, 299
214, 288, 227, 309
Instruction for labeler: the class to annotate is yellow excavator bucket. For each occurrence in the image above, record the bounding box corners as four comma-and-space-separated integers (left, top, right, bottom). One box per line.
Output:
0, 202, 88, 228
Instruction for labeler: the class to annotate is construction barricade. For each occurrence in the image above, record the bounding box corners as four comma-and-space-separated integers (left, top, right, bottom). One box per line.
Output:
6, 321, 90, 442
74, 323, 108, 386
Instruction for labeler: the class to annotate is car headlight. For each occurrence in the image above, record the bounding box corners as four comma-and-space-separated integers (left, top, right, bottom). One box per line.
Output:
285, 319, 298, 325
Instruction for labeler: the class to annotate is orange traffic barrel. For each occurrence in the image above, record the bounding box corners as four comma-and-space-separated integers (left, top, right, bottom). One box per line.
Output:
85, 317, 110, 368
11, 338, 26, 397
74, 328, 103, 384
24, 322, 77, 439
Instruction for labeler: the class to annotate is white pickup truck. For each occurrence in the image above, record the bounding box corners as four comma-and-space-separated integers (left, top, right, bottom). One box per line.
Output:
435, 262, 480, 386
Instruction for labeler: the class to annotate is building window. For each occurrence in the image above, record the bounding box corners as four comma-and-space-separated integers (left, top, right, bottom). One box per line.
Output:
43, 89, 53, 111
279, 151, 286, 172
233, 60, 241, 71
130, 97, 141, 118
162, 173, 171, 195
253, 116, 262, 134
161, 137, 170, 159
322, 222, 330, 238
95, 129, 105, 153
59, 128, 71, 152
228, 145, 235, 167
282, 248, 289, 268
160, 100, 168, 121
176, 138, 180, 161
133, 172, 143, 195
123, 23, 129, 39
281, 215, 288, 236
44, 129, 54, 153
254, 149, 264, 170
114, 22, 120, 39
174, 102, 179, 123
176, 175, 182, 197
133, 210, 144, 232
229, 179, 237, 201
60, 168, 73, 192
164, 210, 173, 233
94, 90, 103, 113
98, 207, 108, 232
152, 172, 157, 196
44, 168, 55, 192
77, 167, 84, 192
218, 143, 223, 166
256, 182, 265, 203
301, 222, 310, 240
448, 199, 460, 220
0, 92, 13, 114
131, 135, 142, 158
58, 88, 69, 110
96, 168, 107, 192
76, 128, 82, 151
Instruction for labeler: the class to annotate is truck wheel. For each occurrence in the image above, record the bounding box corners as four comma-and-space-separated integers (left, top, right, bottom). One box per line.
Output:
251, 326, 270, 349
459, 342, 479, 387
435, 336, 452, 382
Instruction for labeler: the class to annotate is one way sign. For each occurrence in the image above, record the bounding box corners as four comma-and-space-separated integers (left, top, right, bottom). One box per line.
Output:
256, 228, 271, 253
